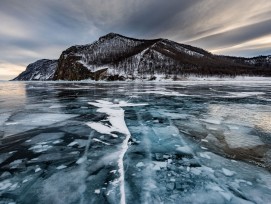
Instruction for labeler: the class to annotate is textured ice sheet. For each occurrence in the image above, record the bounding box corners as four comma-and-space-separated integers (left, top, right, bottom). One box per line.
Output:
1, 81, 271, 204
141, 90, 190, 96
207, 104, 271, 132
3, 113, 78, 137
87, 99, 148, 204
224, 92, 265, 98
0, 113, 11, 126
224, 131, 264, 149
9, 113, 78, 126
25, 132, 65, 145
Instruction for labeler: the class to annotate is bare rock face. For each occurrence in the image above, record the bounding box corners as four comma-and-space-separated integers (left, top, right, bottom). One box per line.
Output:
13, 59, 58, 81
14, 33, 271, 81
52, 52, 94, 81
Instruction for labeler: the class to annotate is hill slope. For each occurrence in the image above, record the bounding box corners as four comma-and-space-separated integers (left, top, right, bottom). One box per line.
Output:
13, 59, 58, 81
14, 33, 271, 81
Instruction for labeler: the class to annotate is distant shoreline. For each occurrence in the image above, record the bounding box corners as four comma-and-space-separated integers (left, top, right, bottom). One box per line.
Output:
3, 76, 271, 83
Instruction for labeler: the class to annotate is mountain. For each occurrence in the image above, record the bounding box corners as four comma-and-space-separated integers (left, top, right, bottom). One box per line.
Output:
13, 59, 58, 81
222, 55, 271, 68
13, 33, 271, 81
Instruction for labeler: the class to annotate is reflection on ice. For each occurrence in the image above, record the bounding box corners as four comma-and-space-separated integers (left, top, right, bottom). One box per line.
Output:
224, 130, 264, 149
208, 104, 271, 132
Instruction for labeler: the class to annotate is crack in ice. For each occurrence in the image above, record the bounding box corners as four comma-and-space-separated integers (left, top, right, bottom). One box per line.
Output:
87, 100, 147, 204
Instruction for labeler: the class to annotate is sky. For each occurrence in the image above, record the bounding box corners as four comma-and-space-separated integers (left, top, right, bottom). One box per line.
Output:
1, 0, 271, 80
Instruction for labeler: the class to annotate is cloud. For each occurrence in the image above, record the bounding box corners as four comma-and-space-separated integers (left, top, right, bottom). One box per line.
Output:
0, 61, 25, 80
0, 0, 271, 79
211, 35, 271, 56
188, 19, 271, 51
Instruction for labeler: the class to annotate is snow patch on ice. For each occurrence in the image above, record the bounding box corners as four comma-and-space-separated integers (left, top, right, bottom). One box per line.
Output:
225, 92, 265, 98
56, 165, 67, 170
152, 161, 167, 170
222, 168, 235, 177
35, 167, 42, 173
0, 180, 12, 190
139, 90, 189, 97
87, 122, 118, 137
191, 168, 202, 175
49, 104, 65, 109
93, 138, 110, 145
224, 131, 264, 149
94, 189, 101, 194
9, 159, 23, 168
76, 157, 87, 164
199, 152, 211, 159
207, 184, 232, 201
52, 140, 62, 144
29, 144, 52, 153
10, 113, 78, 127
67, 141, 78, 147
176, 146, 192, 154
26, 132, 64, 145
136, 162, 145, 168
200, 166, 215, 173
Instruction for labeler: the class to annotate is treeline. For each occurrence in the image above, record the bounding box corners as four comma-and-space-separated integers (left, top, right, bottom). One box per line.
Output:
57, 33, 271, 80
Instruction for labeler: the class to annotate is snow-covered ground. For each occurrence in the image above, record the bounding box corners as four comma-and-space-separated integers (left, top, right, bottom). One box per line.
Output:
0, 81, 271, 203
71, 76, 271, 83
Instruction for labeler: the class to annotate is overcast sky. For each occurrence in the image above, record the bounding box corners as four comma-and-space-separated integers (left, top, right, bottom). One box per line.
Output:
1, 0, 271, 80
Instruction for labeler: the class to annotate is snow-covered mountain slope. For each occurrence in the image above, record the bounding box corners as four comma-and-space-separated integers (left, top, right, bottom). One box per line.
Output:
53, 33, 271, 80
13, 59, 58, 81
224, 55, 271, 67
53, 33, 216, 80
14, 33, 271, 81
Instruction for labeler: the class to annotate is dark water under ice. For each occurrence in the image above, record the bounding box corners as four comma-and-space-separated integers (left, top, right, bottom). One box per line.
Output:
0, 81, 271, 204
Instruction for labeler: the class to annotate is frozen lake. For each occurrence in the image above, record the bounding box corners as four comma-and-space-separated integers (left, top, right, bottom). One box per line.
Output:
0, 81, 271, 204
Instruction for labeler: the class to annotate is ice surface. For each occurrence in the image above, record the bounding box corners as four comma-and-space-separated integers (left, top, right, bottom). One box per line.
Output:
3, 113, 78, 137
67, 141, 79, 147
152, 161, 167, 170
0, 179, 13, 190
0, 81, 271, 204
29, 152, 78, 163
92, 138, 110, 145
0, 113, 11, 126
199, 152, 211, 159
224, 130, 264, 149
222, 168, 235, 176
26, 132, 65, 144
87, 122, 119, 137
8, 113, 77, 127
200, 118, 221, 125
56, 165, 67, 170
141, 90, 189, 96
176, 146, 192, 154
87, 99, 148, 204
225, 92, 265, 98
207, 104, 271, 132
29, 144, 52, 153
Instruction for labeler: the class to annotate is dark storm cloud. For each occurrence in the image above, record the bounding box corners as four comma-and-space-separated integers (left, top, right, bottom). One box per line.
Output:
1, 0, 271, 79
